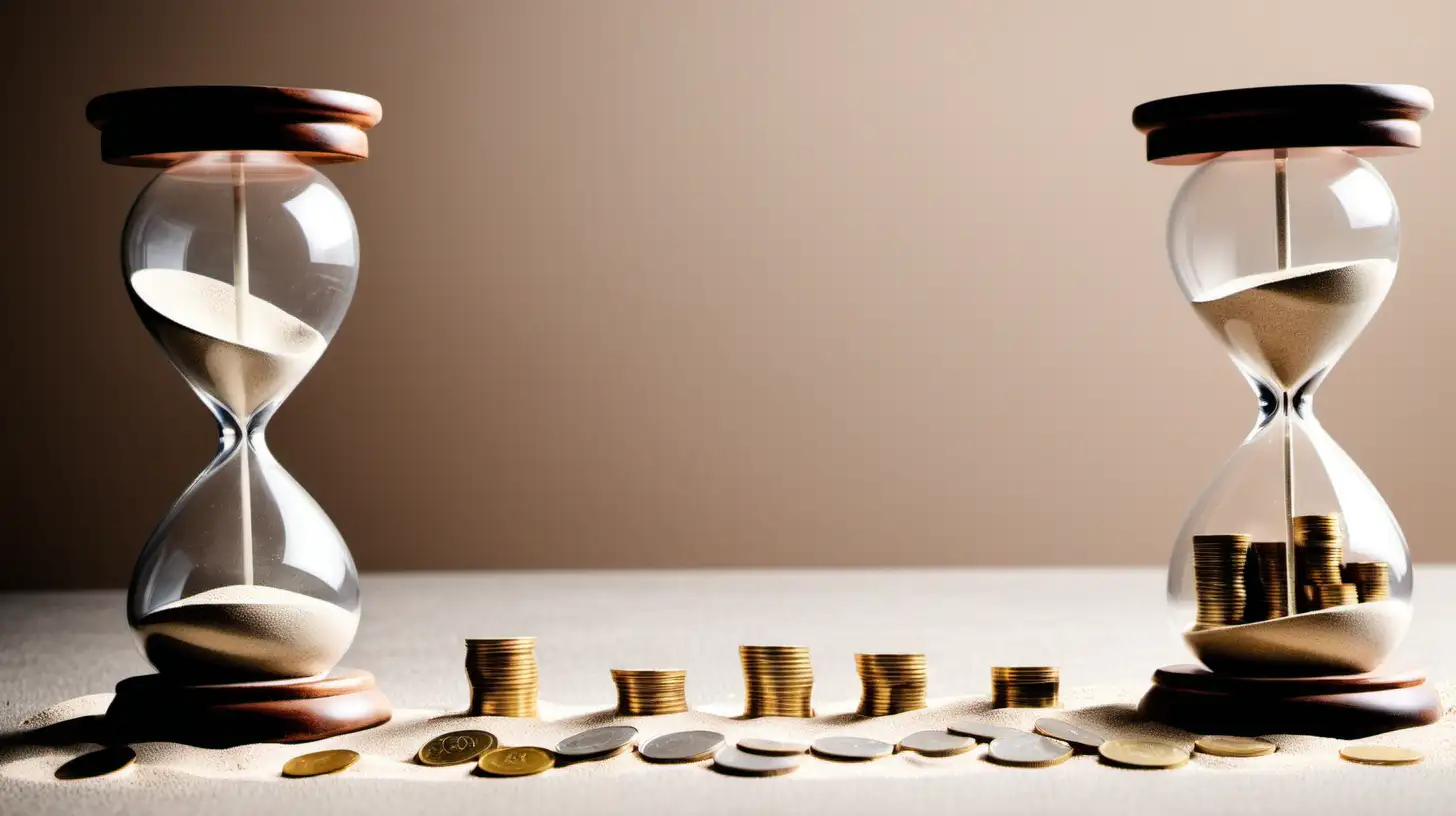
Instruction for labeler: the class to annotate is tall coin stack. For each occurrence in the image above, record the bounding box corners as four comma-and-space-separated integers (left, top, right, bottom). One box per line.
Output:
1343, 562, 1391, 602
740, 645, 814, 718
1248, 540, 1290, 621
990, 666, 1059, 708
1192, 534, 1251, 629
465, 637, 539, 717
1293, 514, 1349, 611
854, 654, 927, 716
611, 669, 689, 715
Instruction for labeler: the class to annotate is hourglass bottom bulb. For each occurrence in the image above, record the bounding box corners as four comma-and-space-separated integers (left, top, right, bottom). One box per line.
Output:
1184, 600, 1410, 675
134, 585, 359, 683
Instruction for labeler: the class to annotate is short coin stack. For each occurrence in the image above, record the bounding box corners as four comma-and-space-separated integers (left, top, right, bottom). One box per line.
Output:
465, 637, 539, 717
1192, 534, 1250, 629
611, 669, 689, 715
854, 654, 927, 716
991, 666, 1059, 708
1248, 540, 1290, 620
740, 645, 814, 718
1344, 561, 1391, 602
1294, 515, 1353, 611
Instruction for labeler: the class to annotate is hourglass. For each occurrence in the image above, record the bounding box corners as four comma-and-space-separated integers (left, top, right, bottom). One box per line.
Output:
87, 86, 391, 745
1132, 84, 1441, 737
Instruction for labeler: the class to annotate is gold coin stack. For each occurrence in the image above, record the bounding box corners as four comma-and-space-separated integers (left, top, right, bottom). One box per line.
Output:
610, 669, 689, 716
991, 666, 1059, 708
465, 637, 539, 717
1307, 582, 1359, 610
1344, 562, 1391, 602
854, 654, 927, 716
1249, 540, 1290, 620
1192, 534, 1250, 629
1293, 514, 1350, 611
740, 645, 814, 718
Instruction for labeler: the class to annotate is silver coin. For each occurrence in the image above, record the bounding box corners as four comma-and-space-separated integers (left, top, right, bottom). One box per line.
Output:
897, 730, 976, 757
712, 746, 801, 777
556, 725, 638, 761
987, 733, 1073, 767
638, 730, 726, 763
948, 720, 1024, 742
738, 737, 810, 756
810, 736, 895, 762
1033, 718, 1105, 752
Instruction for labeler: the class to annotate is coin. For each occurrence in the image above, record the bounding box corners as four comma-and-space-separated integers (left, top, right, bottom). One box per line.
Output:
477, 746, 556, 776
986, 733, 1073, 767
897, 730, 976, 757
1098, 739, 1190, 769
1194, 735, 1277, 758
1033, 719, 1105, 752
417, 730, 498, 766
54, 746, 137, 780
282, 749, 361, 778
854, 654, 928, 716
948, 720, 1024, 742
737, 737, 810, 756
990, 666, 1060, 708
465, 637, 540, 717
556, 726, 638, 761
1339, 745, 1423, 766
740, 645, 815, 718
711, 746, 802, 777
638, 730, 725, 763
611, 669, 690, 716
810, 736, 895, 762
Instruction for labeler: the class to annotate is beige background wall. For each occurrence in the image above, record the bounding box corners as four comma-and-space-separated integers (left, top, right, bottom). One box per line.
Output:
3, 1, 1456, 589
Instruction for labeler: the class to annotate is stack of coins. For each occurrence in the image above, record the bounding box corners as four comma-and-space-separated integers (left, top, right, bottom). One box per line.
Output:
1344, 561, 1391, 602
854, 654, 927, 716
1307, 582, 1359, 610
611, 669, 689, 715
1249, 541, 1290, 620
991, 666, 1059, 708
1293, 515, 1352, 612
465, 638, 539, 717
1192, 534, 1250, 629
740, 645, 814, 718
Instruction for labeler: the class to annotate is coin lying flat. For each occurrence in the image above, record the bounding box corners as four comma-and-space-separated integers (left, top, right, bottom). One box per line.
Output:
638, 730, 725, 764
1034, 719, 1106, 752
417, 730, 499, 766
1194, 735, 1276, 758
282, 749, 361, 778
738, 737, 810, 756
1339, 745, 1423, 766
897, 731, 976, 757
556, 726, 638, 762
1099, 739, 1190, 769
712, 746, 802, 777
55, 746, 137, 780
477, 746, 556, 776
987, 733, 1073, 767
810, 736, 895, 762
948, 720, 1024, 742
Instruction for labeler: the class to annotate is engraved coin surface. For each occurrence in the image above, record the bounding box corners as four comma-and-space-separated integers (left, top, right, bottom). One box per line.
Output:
948, 720, 1024, 742
55, 746, 137, 780
1099, 739, 1190, 769
1034, 718, 1106, 752
737, 737, 810, 756
282, 749, 361, 778
477, 746, 556, 776
556, 726, 638, 761
712, 746, 802, 777
638, 730, 726, 763
1339, 745, 1423, 766
987, 733, 1073, 767
897, 730, 976, 757
1194, 735, 1277, 758
810, 736, 894, 762
417, 730, 498, 766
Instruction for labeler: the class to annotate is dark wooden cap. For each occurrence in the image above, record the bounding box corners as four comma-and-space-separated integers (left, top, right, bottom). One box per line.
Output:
86, 85, 382, 167
1133, 83, 1433, 165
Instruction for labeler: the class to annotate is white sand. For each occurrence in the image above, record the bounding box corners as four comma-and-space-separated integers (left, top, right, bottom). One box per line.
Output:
1191, 260, 1394, 391
1184, 600, 1411, 675
134, 585, 359, 682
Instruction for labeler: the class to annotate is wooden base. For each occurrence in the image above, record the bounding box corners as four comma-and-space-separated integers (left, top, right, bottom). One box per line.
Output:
1139, 664, 1442, 739
105, 668, 391, 748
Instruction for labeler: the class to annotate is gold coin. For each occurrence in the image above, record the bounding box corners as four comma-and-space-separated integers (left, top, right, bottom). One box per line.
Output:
477, 746, 556, 776
1339, 745, 1423, 766
417, 730, 499, 766
1194, 735, 1277, 758
282, 749, 361, 778
1098, 739, 1190, 769
55, 746, 137, 780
